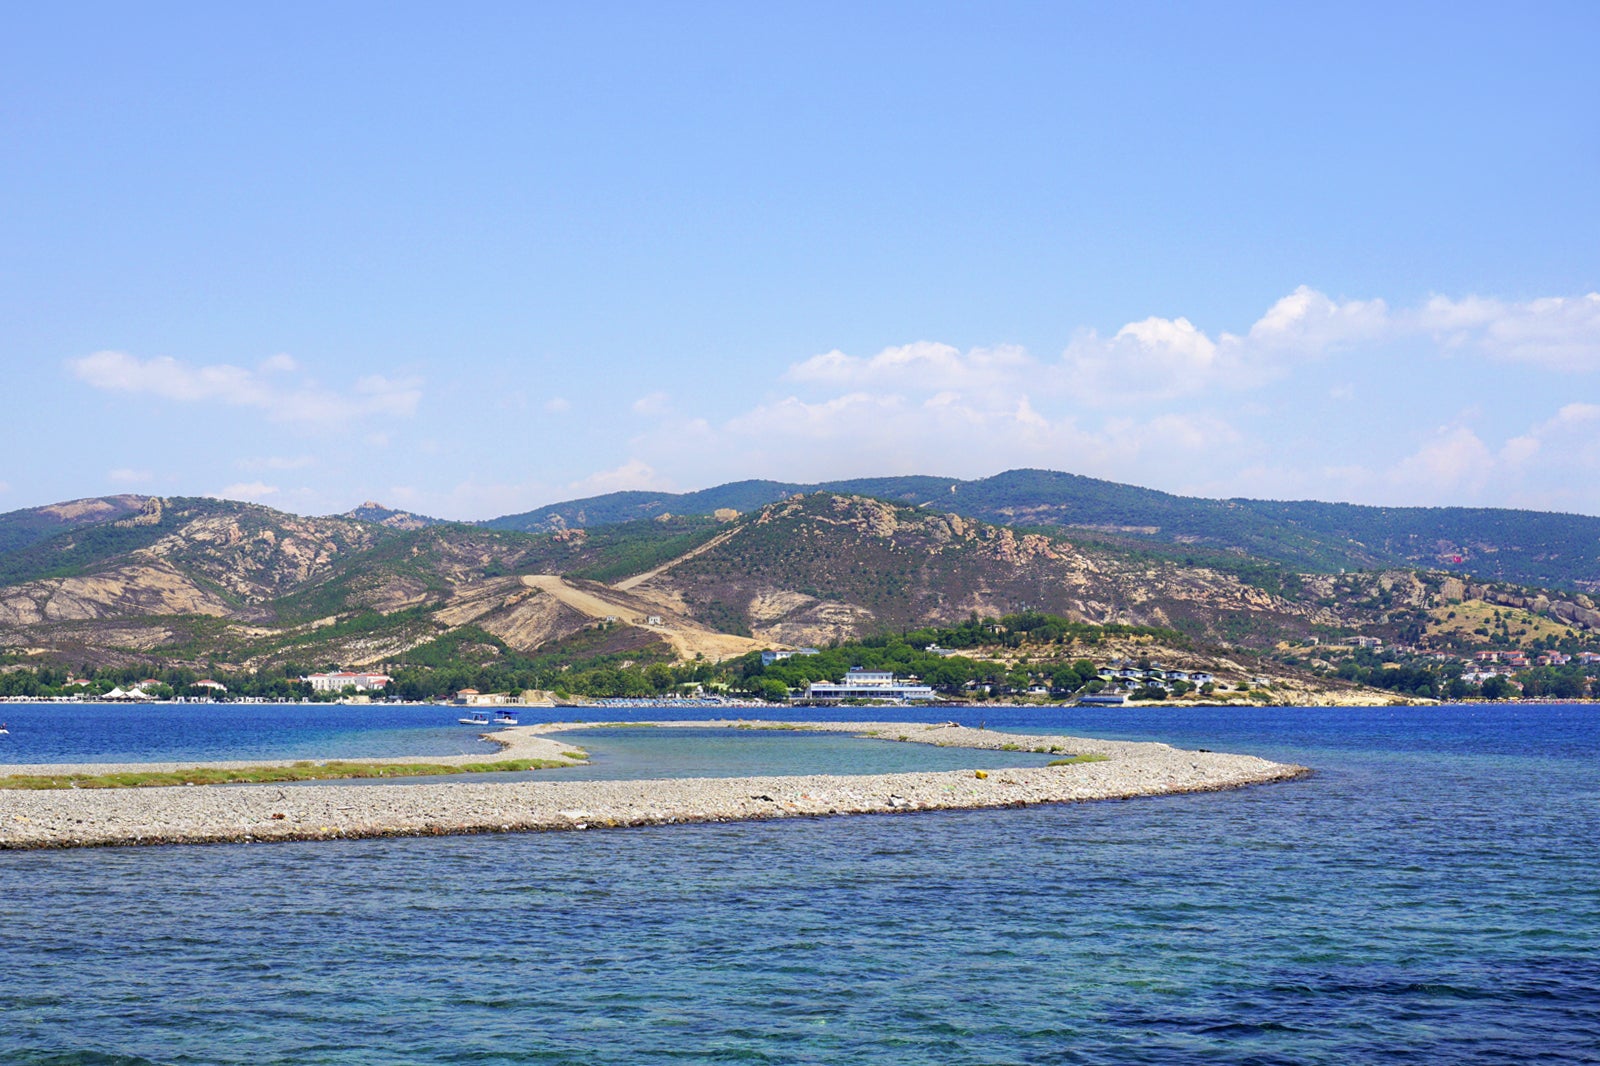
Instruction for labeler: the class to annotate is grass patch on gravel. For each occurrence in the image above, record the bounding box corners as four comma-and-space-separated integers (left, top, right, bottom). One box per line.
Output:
1047, 754, 1111, 767
0, 756, 587, 790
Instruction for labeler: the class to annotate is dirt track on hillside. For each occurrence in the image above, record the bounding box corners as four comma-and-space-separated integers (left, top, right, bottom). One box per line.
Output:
519, 574, 766, 662
613, 528, 740, 591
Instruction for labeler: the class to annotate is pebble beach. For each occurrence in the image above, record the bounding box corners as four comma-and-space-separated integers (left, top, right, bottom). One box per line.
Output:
0, 720, 1308, 849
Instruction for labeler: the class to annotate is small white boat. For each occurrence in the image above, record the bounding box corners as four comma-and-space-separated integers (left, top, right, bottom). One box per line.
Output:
492, 713, 520, 725
457, 712, 491, 725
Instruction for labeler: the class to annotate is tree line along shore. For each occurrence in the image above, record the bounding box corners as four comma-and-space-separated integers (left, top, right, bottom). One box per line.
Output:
6, 609, 1597, 707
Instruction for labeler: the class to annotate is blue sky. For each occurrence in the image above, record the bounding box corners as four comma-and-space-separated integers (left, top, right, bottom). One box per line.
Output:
4, 2, 1598, 519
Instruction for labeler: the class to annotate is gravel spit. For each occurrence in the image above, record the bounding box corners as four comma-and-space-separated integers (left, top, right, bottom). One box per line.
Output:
0, 720, 1308, 850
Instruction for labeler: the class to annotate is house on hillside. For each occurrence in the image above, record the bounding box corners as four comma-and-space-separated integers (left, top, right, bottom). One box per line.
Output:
761, 648, 820, 666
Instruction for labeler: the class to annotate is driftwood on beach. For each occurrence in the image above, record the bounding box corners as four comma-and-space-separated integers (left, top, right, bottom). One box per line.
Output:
0, 721, 1308, 850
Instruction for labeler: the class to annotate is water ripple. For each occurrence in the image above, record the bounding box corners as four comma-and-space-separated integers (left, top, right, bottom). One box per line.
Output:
4, 705, 1600, 1064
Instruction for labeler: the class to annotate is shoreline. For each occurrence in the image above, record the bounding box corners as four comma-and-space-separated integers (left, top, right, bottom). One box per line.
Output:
0, 727, 576, 779
0, 721, 1309, 851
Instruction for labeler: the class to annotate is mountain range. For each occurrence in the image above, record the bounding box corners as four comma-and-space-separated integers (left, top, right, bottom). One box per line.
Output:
480, 470, 1600, 592
1, 470, 1598, 675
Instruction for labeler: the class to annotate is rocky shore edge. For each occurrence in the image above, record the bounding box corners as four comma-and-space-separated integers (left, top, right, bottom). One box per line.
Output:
0, 721, 1309, 850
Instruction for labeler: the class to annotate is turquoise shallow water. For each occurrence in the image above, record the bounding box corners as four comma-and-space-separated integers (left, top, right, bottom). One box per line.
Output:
1, 703, 1598, 1064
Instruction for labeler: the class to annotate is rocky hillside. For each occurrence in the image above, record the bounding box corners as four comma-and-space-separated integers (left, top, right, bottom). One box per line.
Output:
623, 494, 1360, 647
0, 497, 724, 672
0, 495, 151, 558
340, 501, 446, 531
480, 469, 1600, 591
3, 489, 1600, 677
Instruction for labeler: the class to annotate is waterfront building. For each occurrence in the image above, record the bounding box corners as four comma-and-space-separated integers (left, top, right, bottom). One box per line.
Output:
301, 671, 393, 693
803, 667, 936, 703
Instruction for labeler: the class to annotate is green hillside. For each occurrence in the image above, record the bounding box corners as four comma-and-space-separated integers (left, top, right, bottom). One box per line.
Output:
0, 496, 150, 560
481, 480, 799, 532
0, 497, 242, 587
477, 468, 1600, 590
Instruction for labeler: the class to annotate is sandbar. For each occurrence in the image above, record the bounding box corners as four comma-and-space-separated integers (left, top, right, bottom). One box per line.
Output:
0, 720, 1308, 850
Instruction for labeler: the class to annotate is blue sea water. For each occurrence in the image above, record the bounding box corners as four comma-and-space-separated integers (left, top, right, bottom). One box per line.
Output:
1, 702, 1598, 1064
0, 702, 504, 764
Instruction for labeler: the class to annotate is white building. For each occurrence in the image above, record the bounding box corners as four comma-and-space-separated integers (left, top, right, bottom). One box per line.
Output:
302, 671, 393, 693
803, 667, 936, 703
760, 648, 820, 666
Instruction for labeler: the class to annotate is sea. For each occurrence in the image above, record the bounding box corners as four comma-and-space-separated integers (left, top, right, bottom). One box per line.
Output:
0, 701, 1596, 1065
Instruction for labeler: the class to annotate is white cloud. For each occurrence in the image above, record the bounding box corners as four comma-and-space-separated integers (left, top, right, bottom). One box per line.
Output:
1415, 292, 1600, 370
237, 455, 316, 472
276, 373, 421, 423
703, 384, 1245, 489
66, 351, 423, 425
1499, 403, 1600, 473
1062, 316, 1226, 400
786, 341, 1030, 391
602, 285, 1600, 514
725, 392, 906, 439
1240, 286, 1390, 351
1060, 288, 1396, 400
213, 481, 279, 503
632, 392, 671, 416
567, 459, 672, 496
762, 287, 1600, 417
1218, 400, 1600, 511
1500, 434, 1540, 466
71, 351, 267, 405
107, 467, 153, 485
1389, 426, 1495, 493
777, 289, 1409, 411
544, 397, 572, 413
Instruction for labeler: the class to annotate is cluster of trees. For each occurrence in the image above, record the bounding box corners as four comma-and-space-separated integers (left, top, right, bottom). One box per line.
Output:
734, 613, 1113, 699
380, 658, 723, 702
740, 645, 1099, 700
898, 610, 1178, 652
0, 610, 1122, 703
0, 663, 310, 700
1329, 649, 1593, 700
368, 610, 1137, 703
1505, 665, 1591, 700
0, 656, 733, 703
